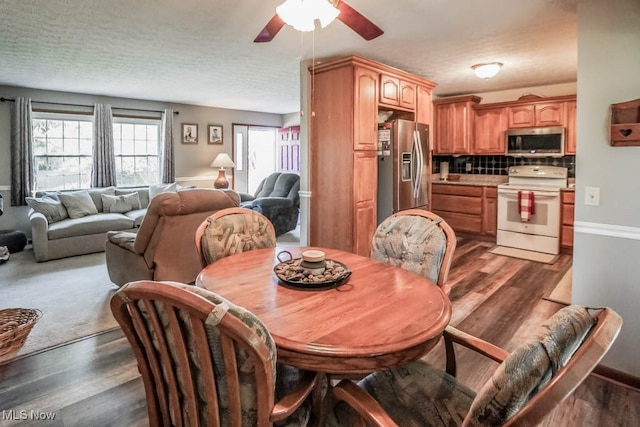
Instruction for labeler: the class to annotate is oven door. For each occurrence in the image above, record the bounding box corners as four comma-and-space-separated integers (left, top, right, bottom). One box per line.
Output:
497, 188, 561, 237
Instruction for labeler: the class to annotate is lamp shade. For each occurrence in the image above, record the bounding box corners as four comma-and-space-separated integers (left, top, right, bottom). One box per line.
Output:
210, 153, 236, 169
471, 62, 503, 79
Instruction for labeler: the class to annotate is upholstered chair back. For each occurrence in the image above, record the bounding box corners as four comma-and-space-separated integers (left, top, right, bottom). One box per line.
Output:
371, 209, 456, 293
195, 207, 277, 267
110, 280, 316, 426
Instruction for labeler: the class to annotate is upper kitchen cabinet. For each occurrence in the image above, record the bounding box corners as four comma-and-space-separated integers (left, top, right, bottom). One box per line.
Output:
354, 67, 379, 151
474, 106, 508, 154
416, 85, 433, 124
379, 73, 416, 110
507, 96, 567, 128
434, 96, 481, 155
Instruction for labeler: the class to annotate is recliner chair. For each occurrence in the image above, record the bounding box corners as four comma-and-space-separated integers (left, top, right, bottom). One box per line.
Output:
239, 172, 300, 236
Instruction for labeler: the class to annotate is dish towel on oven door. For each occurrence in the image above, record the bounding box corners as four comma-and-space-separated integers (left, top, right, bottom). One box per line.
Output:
518, 190, 535, 222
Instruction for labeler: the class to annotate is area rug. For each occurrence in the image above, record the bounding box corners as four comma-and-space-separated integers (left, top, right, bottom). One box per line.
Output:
0, 249, 119, 364
543, 267, 572, 305
489, 246, 558, 264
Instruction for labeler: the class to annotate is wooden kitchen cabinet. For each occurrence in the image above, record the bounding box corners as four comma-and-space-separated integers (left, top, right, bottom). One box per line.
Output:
561, 190, 575, 251
474, 106, 508, 154
482, 187, 498, 236
508, 100, 566, 128
416, 85, 432, 125
309, 55, 436, 256
432, 184, 483, 234
434, 96, 481, 154
379, 73, 416, 110
565, 100, 577, 154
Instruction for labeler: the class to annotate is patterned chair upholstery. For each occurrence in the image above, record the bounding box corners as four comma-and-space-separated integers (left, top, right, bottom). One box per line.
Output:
110, 280, 319, 426
330, 305, 622, 427
371, 209, 456, 293
195, 207, 277, 267
239, 172, 300, 236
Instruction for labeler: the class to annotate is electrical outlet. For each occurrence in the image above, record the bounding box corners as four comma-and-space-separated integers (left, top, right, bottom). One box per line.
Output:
585, 186, 600, 206
465, 163, 472, 172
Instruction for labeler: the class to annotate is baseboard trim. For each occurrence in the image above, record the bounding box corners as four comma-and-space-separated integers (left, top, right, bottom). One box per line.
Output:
575, 221, 640, 241
593, 364, 640, 391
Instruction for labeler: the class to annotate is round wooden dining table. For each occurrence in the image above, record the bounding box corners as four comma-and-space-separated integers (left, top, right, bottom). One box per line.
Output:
196, 246, 452, 375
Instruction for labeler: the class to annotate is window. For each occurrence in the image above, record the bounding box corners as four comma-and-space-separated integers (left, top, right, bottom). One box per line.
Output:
113, 118, 160, 187
32, 113, 93, 191
32, 113, 161, 191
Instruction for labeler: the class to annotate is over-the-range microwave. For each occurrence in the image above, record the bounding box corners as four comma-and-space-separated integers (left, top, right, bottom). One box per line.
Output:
505, 127, 565, 157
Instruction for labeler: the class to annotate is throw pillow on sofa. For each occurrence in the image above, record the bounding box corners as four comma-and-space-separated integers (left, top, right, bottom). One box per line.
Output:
149, 182, 178, 199
102, 193, 141, 214
26, 195, 69, 223
59, 191, 99, 219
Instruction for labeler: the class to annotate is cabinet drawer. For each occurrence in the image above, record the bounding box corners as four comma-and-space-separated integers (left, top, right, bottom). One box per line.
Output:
561, 191, 575, 204
484, 187, 498, 198
432, 184, 483, 197
433, 210, 483, 234
432, 194, 482, 215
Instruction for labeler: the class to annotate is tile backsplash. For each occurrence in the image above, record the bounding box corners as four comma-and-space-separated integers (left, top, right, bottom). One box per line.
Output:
433, 155, 576, 178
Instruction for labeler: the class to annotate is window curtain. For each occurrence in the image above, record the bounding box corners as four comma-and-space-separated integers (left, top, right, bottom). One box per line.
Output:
161, 108, 175, 183
91, 103, 116, 187
10, 97, 33, 206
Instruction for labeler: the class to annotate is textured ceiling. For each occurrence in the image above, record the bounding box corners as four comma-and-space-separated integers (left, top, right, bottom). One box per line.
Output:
0, 0, 577, 114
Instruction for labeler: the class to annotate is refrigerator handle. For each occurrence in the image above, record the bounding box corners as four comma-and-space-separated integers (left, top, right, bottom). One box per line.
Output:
412, 130, 423, 200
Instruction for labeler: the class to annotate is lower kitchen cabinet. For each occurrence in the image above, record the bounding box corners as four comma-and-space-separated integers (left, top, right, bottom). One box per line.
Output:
432, 184, 483, 234
482, 187, 498, 236
561, 190, 575, 251
432, 184, 498, 238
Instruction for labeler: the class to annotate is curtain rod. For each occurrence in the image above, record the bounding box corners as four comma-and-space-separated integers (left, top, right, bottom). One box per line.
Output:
0, 97, 179, 115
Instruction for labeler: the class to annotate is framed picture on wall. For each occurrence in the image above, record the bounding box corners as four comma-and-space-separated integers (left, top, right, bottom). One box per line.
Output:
208, 125, 223, 145
181, 123, 198, 144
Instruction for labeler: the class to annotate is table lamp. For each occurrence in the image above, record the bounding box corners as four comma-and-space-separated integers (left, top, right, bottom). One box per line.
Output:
210, 153, 235, 189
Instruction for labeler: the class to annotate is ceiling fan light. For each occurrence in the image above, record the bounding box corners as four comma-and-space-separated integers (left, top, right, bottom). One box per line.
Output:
472, 62, 503, 79
276, 0, 339, 32
276, 0, 302, 26
313, 0, 340, 28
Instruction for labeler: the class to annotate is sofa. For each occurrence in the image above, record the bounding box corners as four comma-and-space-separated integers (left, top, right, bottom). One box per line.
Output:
239, 172, 300, 236
105, 188, 240, 287
27, 186, 153, 262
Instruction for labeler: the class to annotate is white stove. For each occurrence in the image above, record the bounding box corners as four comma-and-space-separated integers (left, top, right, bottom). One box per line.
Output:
497, 166, 568, 255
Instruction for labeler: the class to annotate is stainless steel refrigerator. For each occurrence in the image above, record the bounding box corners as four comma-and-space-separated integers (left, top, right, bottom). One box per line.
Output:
377, 119, 430, 225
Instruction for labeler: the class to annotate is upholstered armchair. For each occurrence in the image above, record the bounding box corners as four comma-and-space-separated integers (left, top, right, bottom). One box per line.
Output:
195, 207, 276, 267
330, 305, 622, 427
371, 209, 457, 294
239, 172, 300, 236
105, 188, 240, 287
111, 280, 320, 426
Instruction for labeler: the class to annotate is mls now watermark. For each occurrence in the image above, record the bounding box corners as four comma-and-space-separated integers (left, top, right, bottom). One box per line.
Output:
2, 410, 57, 421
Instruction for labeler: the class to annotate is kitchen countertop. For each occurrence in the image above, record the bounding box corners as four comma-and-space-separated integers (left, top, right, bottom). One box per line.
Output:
431, 174, 507, 187
432, 174, 576, 190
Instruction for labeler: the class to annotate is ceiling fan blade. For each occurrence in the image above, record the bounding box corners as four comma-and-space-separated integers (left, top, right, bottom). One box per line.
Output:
336, 1, 384, 41
254, 14, 285, 43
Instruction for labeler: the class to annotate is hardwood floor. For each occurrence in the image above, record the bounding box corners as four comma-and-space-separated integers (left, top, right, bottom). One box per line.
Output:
1, 237, 638, 426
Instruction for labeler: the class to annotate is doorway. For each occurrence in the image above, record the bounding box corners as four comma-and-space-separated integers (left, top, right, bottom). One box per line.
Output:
232, 125, 300, 194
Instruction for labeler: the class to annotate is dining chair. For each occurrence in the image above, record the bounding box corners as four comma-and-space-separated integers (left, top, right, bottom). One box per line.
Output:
195, 207, 277, 267
110, 280, 321, 426
371, 209, 456, 294
329, 305, 622, 427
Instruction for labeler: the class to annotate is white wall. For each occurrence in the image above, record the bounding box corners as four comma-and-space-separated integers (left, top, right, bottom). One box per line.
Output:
573, 0, 640, 377
0, 85, 284, 237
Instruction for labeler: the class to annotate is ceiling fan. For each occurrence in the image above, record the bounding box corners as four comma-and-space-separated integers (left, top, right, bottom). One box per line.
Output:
254, 0, 384, 43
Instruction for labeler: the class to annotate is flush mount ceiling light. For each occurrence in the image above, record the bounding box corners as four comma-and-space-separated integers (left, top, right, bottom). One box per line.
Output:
276, 0, 340, 32
472, 62, 503, 79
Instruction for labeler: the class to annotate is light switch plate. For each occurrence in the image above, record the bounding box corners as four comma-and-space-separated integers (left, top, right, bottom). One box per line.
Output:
585, 186, 600, 206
